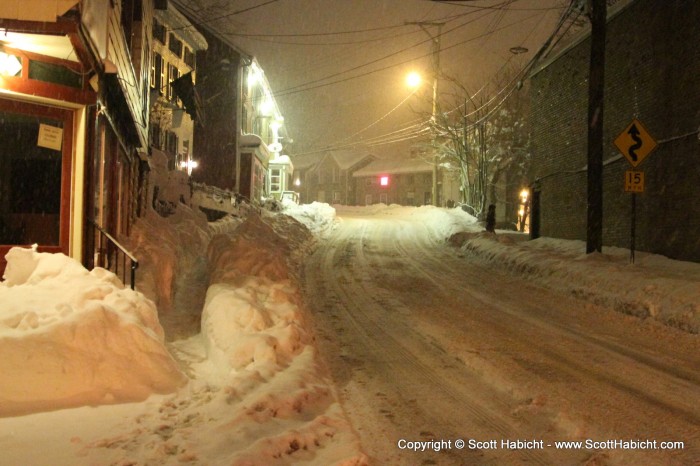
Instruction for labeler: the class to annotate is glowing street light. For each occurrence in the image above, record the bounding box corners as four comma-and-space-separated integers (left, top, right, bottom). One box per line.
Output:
406, 71, 421, 89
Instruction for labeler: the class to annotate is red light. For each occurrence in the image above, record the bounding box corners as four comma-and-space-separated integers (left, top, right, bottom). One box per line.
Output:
380, 175, 389, 186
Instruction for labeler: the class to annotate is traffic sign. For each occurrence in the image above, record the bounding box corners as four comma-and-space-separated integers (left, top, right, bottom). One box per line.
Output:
613, 118, 658, 168
624, 170, 644, 193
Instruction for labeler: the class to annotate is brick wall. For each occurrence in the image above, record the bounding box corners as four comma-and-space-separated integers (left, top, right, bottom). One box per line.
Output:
530, 0, 700, 262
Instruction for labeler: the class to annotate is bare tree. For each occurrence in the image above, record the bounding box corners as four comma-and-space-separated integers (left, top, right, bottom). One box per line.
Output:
412, 67, 531, 221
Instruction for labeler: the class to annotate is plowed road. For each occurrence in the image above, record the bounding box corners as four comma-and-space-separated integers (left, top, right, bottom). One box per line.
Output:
301, 210, 700, 465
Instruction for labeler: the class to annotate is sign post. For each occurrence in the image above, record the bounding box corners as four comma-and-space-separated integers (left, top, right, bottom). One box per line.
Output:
614, 119, 657, 263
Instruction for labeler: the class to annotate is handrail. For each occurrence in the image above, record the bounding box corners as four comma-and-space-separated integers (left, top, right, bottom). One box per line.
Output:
88, 220, 139, 290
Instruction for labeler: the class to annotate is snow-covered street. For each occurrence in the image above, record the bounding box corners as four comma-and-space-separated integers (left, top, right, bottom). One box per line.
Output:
1, 202, 699, 465
302, 205, 700, 465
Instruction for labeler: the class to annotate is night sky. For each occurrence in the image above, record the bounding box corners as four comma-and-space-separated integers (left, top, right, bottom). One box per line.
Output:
178, 0, 568, 156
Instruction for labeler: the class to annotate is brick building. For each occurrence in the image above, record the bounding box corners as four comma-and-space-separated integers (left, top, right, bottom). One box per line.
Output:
530, 0, 700, 262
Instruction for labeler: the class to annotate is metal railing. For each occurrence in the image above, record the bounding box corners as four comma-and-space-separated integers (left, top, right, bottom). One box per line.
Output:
88, 220, 139, 290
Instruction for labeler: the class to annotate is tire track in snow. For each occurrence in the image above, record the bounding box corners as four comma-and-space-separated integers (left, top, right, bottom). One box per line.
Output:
304, 218, 559, 465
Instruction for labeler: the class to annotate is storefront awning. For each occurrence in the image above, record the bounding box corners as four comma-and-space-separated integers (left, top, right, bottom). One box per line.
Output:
171, 72, 205, 124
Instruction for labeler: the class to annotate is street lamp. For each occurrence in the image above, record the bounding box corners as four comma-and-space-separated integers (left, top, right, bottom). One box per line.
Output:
406, 71, 421, 89
406, 21, 443, 206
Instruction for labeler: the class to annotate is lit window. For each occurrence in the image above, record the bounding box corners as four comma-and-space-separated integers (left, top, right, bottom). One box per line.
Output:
380, 175, 389, 186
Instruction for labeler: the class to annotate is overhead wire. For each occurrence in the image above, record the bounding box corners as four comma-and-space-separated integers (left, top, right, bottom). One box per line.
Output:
269, 8, 495, 94
169, 0, 280, 32
309, 1, 579, 153
271, 8, 547, 101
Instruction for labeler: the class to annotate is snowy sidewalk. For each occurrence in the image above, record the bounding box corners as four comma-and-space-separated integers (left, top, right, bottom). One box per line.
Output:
450, 231, 700, 334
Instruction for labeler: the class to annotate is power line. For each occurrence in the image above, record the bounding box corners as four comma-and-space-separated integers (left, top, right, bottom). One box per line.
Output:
301, 1, 578, 154
272, 8, 548, 100
169, 0, 280, 32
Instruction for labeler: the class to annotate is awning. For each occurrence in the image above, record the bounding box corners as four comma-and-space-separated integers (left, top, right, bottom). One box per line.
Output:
170, 72, 205, 123
0, 0, 77, 22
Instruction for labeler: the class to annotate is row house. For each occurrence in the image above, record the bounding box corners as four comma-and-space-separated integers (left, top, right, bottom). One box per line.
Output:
353, 157, 434, 206
174, 1, 289, 206
147, 4, 206, 215
292, 150, 375, 205
0, 0, 154, 280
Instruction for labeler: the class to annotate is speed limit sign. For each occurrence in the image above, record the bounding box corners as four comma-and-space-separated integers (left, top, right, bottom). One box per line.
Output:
624, 170, 644, 193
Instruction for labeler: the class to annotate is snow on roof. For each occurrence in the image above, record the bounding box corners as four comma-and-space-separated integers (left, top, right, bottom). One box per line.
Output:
352, 157, 432, 177
329, 149, 375, 170
155, 4, 208, 51
239, 133, 264, 147
290, 153, 324, 170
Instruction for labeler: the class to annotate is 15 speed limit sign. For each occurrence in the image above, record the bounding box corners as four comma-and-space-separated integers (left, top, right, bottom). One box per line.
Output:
624, 170, 645, 193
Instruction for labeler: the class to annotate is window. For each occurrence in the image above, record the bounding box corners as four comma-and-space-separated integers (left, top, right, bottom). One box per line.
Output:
165, 131, 179, 161
150, 52, 162, 92
153, 18, 166, 44
183, 46, 195, 68
0, 98, 73, 258
28, 60, 82, 88
270, 168, 281, 193
317, 169, 324, 184
331, 167, 338, 183
167, 64, 179, 102
168, 33, 183, 58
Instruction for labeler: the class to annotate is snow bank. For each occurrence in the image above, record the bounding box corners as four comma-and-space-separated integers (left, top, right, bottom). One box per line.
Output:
123, 204, 213, 312
0, 246, 186, 416
282, 200, 337, 238
450, 232, 700, 333
192, 212, 367, 464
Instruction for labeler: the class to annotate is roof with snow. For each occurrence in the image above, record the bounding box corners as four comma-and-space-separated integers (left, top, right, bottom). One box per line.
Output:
291, 150, 374, 172
329, 150, 375, 170
290, 153, 323, 171
353, 157, 432, 177
155, 4, 208, 51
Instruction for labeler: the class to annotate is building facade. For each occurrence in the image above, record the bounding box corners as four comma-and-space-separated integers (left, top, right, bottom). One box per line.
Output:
0, 0, 155, 278
530, 0, 700, 262
352, 158, 433, 206
293, 150, 375, 205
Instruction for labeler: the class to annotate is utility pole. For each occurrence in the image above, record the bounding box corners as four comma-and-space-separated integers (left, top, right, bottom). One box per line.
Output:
406, 21, 443, 206
586, 0, 606, 253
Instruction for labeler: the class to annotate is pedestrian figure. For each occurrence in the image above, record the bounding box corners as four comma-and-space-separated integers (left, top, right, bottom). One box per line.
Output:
485, 204, 496, 233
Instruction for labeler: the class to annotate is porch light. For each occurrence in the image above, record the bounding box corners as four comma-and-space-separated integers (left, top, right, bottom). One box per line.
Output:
0, 51, 22, 76
179, 160, 198, 175
520, 188, 529, 203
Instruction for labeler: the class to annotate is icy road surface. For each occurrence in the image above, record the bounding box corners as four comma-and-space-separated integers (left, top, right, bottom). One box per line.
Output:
301, 209, 700, 465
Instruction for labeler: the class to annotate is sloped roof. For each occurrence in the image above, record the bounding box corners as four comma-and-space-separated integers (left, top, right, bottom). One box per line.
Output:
155, 3, 207, 51
291, 149, 375, 172
353, 157, 432, 177
329, 149, 375, 170
290, 153, 324, 170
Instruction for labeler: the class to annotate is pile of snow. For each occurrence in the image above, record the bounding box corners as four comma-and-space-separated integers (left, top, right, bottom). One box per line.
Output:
282, 200, 337, 238
0, 208, 366, 464
176, 212, 366, 463
122, 204, 214, 312
0, 246, 186, 416
451, 232, 700, 333
337, 203, 479, 238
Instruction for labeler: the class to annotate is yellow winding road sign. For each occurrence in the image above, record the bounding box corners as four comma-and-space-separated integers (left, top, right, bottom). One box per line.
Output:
613, 118, 658, 167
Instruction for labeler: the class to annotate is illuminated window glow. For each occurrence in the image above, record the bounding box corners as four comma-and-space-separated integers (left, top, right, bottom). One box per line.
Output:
380, 175, 389, 186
